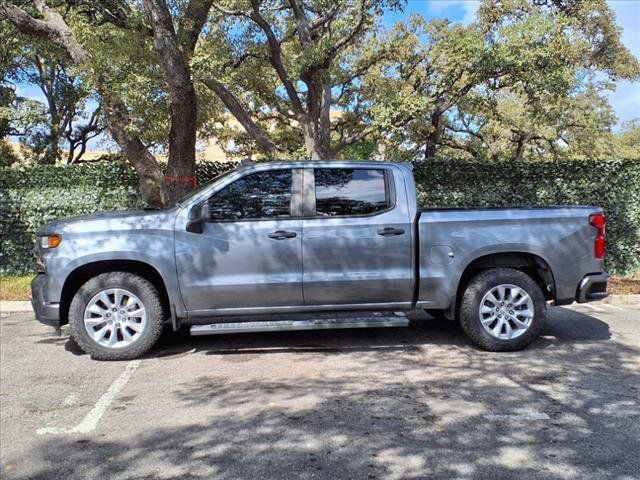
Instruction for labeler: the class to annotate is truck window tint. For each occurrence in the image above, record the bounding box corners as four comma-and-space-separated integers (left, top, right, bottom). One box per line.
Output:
314, 169, 388, 216
208, 170, 292, 220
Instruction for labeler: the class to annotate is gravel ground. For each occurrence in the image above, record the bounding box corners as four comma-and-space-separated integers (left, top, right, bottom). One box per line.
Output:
1, 301, 639, 480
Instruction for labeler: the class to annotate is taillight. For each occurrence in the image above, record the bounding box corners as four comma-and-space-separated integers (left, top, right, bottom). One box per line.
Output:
589, 213, 606, 259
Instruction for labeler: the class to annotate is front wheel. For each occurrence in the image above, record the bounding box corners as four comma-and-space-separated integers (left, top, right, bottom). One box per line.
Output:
68, 272, 166, 360
459, 268, 545, 351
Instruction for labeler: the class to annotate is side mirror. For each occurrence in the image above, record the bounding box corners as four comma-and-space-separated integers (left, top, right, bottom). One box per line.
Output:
186, 201, 209, 234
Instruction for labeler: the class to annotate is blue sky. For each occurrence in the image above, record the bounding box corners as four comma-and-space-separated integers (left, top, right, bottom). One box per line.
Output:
13, 0, 640, 151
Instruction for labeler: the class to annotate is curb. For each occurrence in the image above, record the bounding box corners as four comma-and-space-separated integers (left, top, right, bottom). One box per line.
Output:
0, 301, 33, 313
601, 294, 640, 304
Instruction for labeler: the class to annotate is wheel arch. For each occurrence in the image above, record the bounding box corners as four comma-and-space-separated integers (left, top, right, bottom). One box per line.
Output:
59, 260, 171, 326
449, 252, 556, 320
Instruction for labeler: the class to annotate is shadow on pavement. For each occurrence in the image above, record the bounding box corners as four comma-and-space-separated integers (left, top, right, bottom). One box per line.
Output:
13, 306, 638, 479
55, 306, 612, 358
148, 306, 612, 359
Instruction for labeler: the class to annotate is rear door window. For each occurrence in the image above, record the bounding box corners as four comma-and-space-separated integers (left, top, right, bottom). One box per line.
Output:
313, 168, 390, 217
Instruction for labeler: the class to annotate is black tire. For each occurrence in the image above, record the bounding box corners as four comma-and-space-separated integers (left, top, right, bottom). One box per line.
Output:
459, 268, 545, 351
68, 272, 166, 360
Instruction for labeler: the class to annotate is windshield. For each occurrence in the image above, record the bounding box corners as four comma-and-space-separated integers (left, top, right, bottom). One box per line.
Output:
174, 169, 237, 207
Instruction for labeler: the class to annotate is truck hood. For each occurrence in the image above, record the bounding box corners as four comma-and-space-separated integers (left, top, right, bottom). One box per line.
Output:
38, 208, 178, 236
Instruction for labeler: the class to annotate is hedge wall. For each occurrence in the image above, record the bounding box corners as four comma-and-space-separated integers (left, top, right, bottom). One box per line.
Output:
1, 158, 638, 276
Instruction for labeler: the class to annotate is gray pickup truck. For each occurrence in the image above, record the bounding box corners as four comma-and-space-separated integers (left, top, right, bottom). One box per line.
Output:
32, 161, 608, 359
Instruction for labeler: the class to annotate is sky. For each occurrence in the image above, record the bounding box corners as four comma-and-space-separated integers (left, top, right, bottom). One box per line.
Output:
12, 0, 640, 151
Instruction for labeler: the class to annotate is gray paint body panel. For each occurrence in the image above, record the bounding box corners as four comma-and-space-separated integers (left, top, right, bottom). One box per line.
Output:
301, 164, 414, 306
416, 207, 604, 308
35, 208, 187, 315
33, 160, 605, 325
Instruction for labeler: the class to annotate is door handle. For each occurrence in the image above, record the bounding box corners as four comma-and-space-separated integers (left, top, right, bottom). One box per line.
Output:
377, 227, 405, 236
268, 230, 297, 240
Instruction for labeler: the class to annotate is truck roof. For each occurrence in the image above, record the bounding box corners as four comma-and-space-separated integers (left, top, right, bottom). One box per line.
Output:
237, 160, 412, 170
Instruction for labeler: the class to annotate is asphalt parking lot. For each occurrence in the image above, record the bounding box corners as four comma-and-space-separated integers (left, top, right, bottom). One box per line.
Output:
1, 300, 639, 480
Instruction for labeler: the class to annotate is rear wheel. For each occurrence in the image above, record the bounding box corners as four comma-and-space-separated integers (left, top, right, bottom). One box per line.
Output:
68, 272, 166, 360
459, 268, 545, 351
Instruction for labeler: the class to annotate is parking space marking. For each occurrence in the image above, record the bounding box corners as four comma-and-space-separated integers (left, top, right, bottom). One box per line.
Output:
483, 412, 550, 421
37, 360, 141, 435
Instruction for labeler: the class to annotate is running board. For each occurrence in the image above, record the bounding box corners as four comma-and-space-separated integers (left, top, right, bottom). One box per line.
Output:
190, 316, 409, 336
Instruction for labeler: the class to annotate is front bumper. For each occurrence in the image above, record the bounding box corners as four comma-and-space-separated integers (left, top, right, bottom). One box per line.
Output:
576, 273, 609, 303
31, 274, 61, 327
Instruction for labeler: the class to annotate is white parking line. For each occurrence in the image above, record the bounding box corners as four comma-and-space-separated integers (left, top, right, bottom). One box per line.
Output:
37, 360, 140, 435
483, 412, 550, 421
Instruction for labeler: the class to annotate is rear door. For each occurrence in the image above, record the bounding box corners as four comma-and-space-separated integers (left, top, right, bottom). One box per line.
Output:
301, 166, 414, 307
175, 168, 303, 314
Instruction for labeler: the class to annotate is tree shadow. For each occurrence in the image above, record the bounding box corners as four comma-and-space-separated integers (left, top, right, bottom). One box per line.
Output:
10, 306, 637, 479
58, 306, 611, 360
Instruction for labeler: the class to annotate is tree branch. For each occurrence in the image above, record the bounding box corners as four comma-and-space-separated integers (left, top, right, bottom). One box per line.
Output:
332, 124, 376, 154
177, 0, 214, 56
289, 0, 312, 46
203, 77, 277, 155
308, 4, 339, 31
331, 0, 367, 53
247, 0, 304, 115
0, 1, 88, 63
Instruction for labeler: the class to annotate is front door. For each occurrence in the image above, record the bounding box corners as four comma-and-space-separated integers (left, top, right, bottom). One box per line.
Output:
175, 168, 303, 315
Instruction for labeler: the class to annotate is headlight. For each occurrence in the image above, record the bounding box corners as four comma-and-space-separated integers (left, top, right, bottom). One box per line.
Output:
39, 234, 62, 249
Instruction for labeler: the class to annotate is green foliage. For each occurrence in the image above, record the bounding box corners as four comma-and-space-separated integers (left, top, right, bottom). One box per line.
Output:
0, 140, 19, 167
360, 0, 640, 162
1, 157, 638, 277
0, 160, 144, 275
2, 18, 103, 165
614, 120, 640, 160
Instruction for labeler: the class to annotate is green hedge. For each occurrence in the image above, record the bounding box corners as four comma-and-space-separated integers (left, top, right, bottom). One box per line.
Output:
1, 162, 145, 275
1, 158, 638, 276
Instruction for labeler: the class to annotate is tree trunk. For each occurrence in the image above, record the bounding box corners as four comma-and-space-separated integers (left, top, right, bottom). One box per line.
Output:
301, 73, 332, 160
104, 102, 165, 208
142, 0, 199, 204
511, 133, 529, 162
424, 109, 443, 160
162, 84, 198, 202
301, 120, 331, 160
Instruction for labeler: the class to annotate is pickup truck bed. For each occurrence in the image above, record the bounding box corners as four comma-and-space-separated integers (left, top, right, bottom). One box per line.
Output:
416, 206, 608, 310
